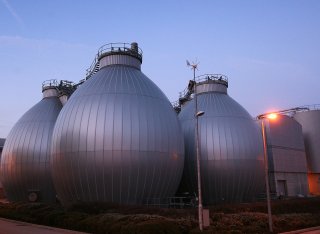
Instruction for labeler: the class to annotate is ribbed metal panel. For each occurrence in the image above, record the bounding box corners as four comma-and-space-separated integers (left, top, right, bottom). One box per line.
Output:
51, 64, 184, 205
293, 110, 320, 173
178, 90, 264, 204
264, 115, 309, 196
196, 83, 227, 94
99, 54, 141, 70
0, 93, 62, 202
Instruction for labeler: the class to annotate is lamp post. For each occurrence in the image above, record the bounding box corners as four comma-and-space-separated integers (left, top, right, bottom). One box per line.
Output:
187, 60, 204, 231
257, 113, 277, 233
257, 107, 310, 233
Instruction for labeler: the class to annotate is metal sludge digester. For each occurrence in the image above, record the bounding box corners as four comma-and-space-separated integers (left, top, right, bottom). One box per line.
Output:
177, 74, 264, 204
51, 42, 185, 205
0, 80, 67, 202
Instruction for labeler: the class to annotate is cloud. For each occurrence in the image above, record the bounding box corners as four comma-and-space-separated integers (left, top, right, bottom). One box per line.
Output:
1, 0, 24, 28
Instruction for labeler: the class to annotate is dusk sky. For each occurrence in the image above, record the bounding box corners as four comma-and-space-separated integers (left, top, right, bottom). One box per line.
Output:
1, 0, 319, 138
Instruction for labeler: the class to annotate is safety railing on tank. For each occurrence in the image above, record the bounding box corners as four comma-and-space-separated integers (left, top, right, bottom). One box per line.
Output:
178, 74, 228, 99
42, 79, 59, 91
85, 42, 143, 80
297, 104, 320, 111
171, 74, 228, 113
58, 80, 77, 96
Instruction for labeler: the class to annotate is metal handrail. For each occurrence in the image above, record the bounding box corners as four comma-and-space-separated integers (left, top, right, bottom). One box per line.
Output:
297, 104, 320, 111
42, 79, 58, 90
85, 42, 143, 79
178, 74, 228, 98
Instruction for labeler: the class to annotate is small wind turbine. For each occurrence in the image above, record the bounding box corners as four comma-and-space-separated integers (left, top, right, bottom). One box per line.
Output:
186, 59, 199, 72
186, 59, 199, 80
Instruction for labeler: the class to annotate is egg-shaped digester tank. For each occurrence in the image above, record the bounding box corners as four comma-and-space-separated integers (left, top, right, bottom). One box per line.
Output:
51, 42, 184, 205
293, 106, 320, 195
178, 75, 264, 204
0, 80, 62, 202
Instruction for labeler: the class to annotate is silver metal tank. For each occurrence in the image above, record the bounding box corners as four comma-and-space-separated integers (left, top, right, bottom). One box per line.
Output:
0, 80, 62, 202
51, 42, 184, 205
293, 106, 320, 195
178, 74, 264, 204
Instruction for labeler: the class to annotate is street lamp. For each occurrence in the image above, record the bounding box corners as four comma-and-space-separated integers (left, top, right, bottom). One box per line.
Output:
187, 60, 204, 231
257, 113, 278, 233
257, 107, 310, 233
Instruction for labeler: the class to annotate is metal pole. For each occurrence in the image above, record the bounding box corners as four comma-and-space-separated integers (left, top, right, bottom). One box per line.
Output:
261, 119, 273, 233
194, 68, 203, 231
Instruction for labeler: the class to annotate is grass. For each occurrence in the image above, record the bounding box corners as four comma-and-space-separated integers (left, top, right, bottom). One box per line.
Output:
0, 197, 319, 233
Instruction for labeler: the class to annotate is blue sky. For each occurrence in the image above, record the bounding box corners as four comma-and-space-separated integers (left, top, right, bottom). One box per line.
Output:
1, 0, 319, 137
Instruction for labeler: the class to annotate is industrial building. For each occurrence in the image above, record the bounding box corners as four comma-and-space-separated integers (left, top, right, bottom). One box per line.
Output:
294, 107, 320, 195
0, 42, 319, 206
263, 114, 309, 197
50, 42, 184, 206
176, 75, 265, 204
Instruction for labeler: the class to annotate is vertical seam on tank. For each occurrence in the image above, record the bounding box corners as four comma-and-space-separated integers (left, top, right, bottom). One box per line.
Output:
147, 97, 156, 201
66, 97, 78, 200
125, 66, 132, 204
229, 119, 236, 202
36, 101, 50, 193
216, 95, 223, 201
52, 100, 64, 201
58, 97, 73, 202
153, 101, 163, 199
64, 96, 78, 201
223, 96, 230, 201
94, 69, 110, 201
133, 84, 140, 203
207, 95, 213, 203
7, 114, 26, 200
38, 99, 51, 200
102, 69, 110, 201
45, 100, 56, 202
70, 97, 84, 200
161, 100, 171, 199
94, 88, 103, 201
242, 119, 250, 200
76, 96, 87, 201
12, 109, 28, 200
85, 95, 94, 201
238, 118, 246, 201
119, 66, 123, 204
157, 102, 166, 200
22, 111, 35, 199
111, 67, 116, 203
160, 101, 168, 199
30, 107, 40, 194
138, 73, 148, 203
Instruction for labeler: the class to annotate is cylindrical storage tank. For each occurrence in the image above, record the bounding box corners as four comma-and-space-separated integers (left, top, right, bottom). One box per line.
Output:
51, 42, 184, 205
178, 75, 264, 204
264, 115, 309, 197
0, 80, 62, 202
293, 107, 320, 195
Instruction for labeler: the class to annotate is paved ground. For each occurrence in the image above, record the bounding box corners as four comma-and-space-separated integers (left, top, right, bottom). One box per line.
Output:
0, 218, 89, 234
280, 227, 320, 234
